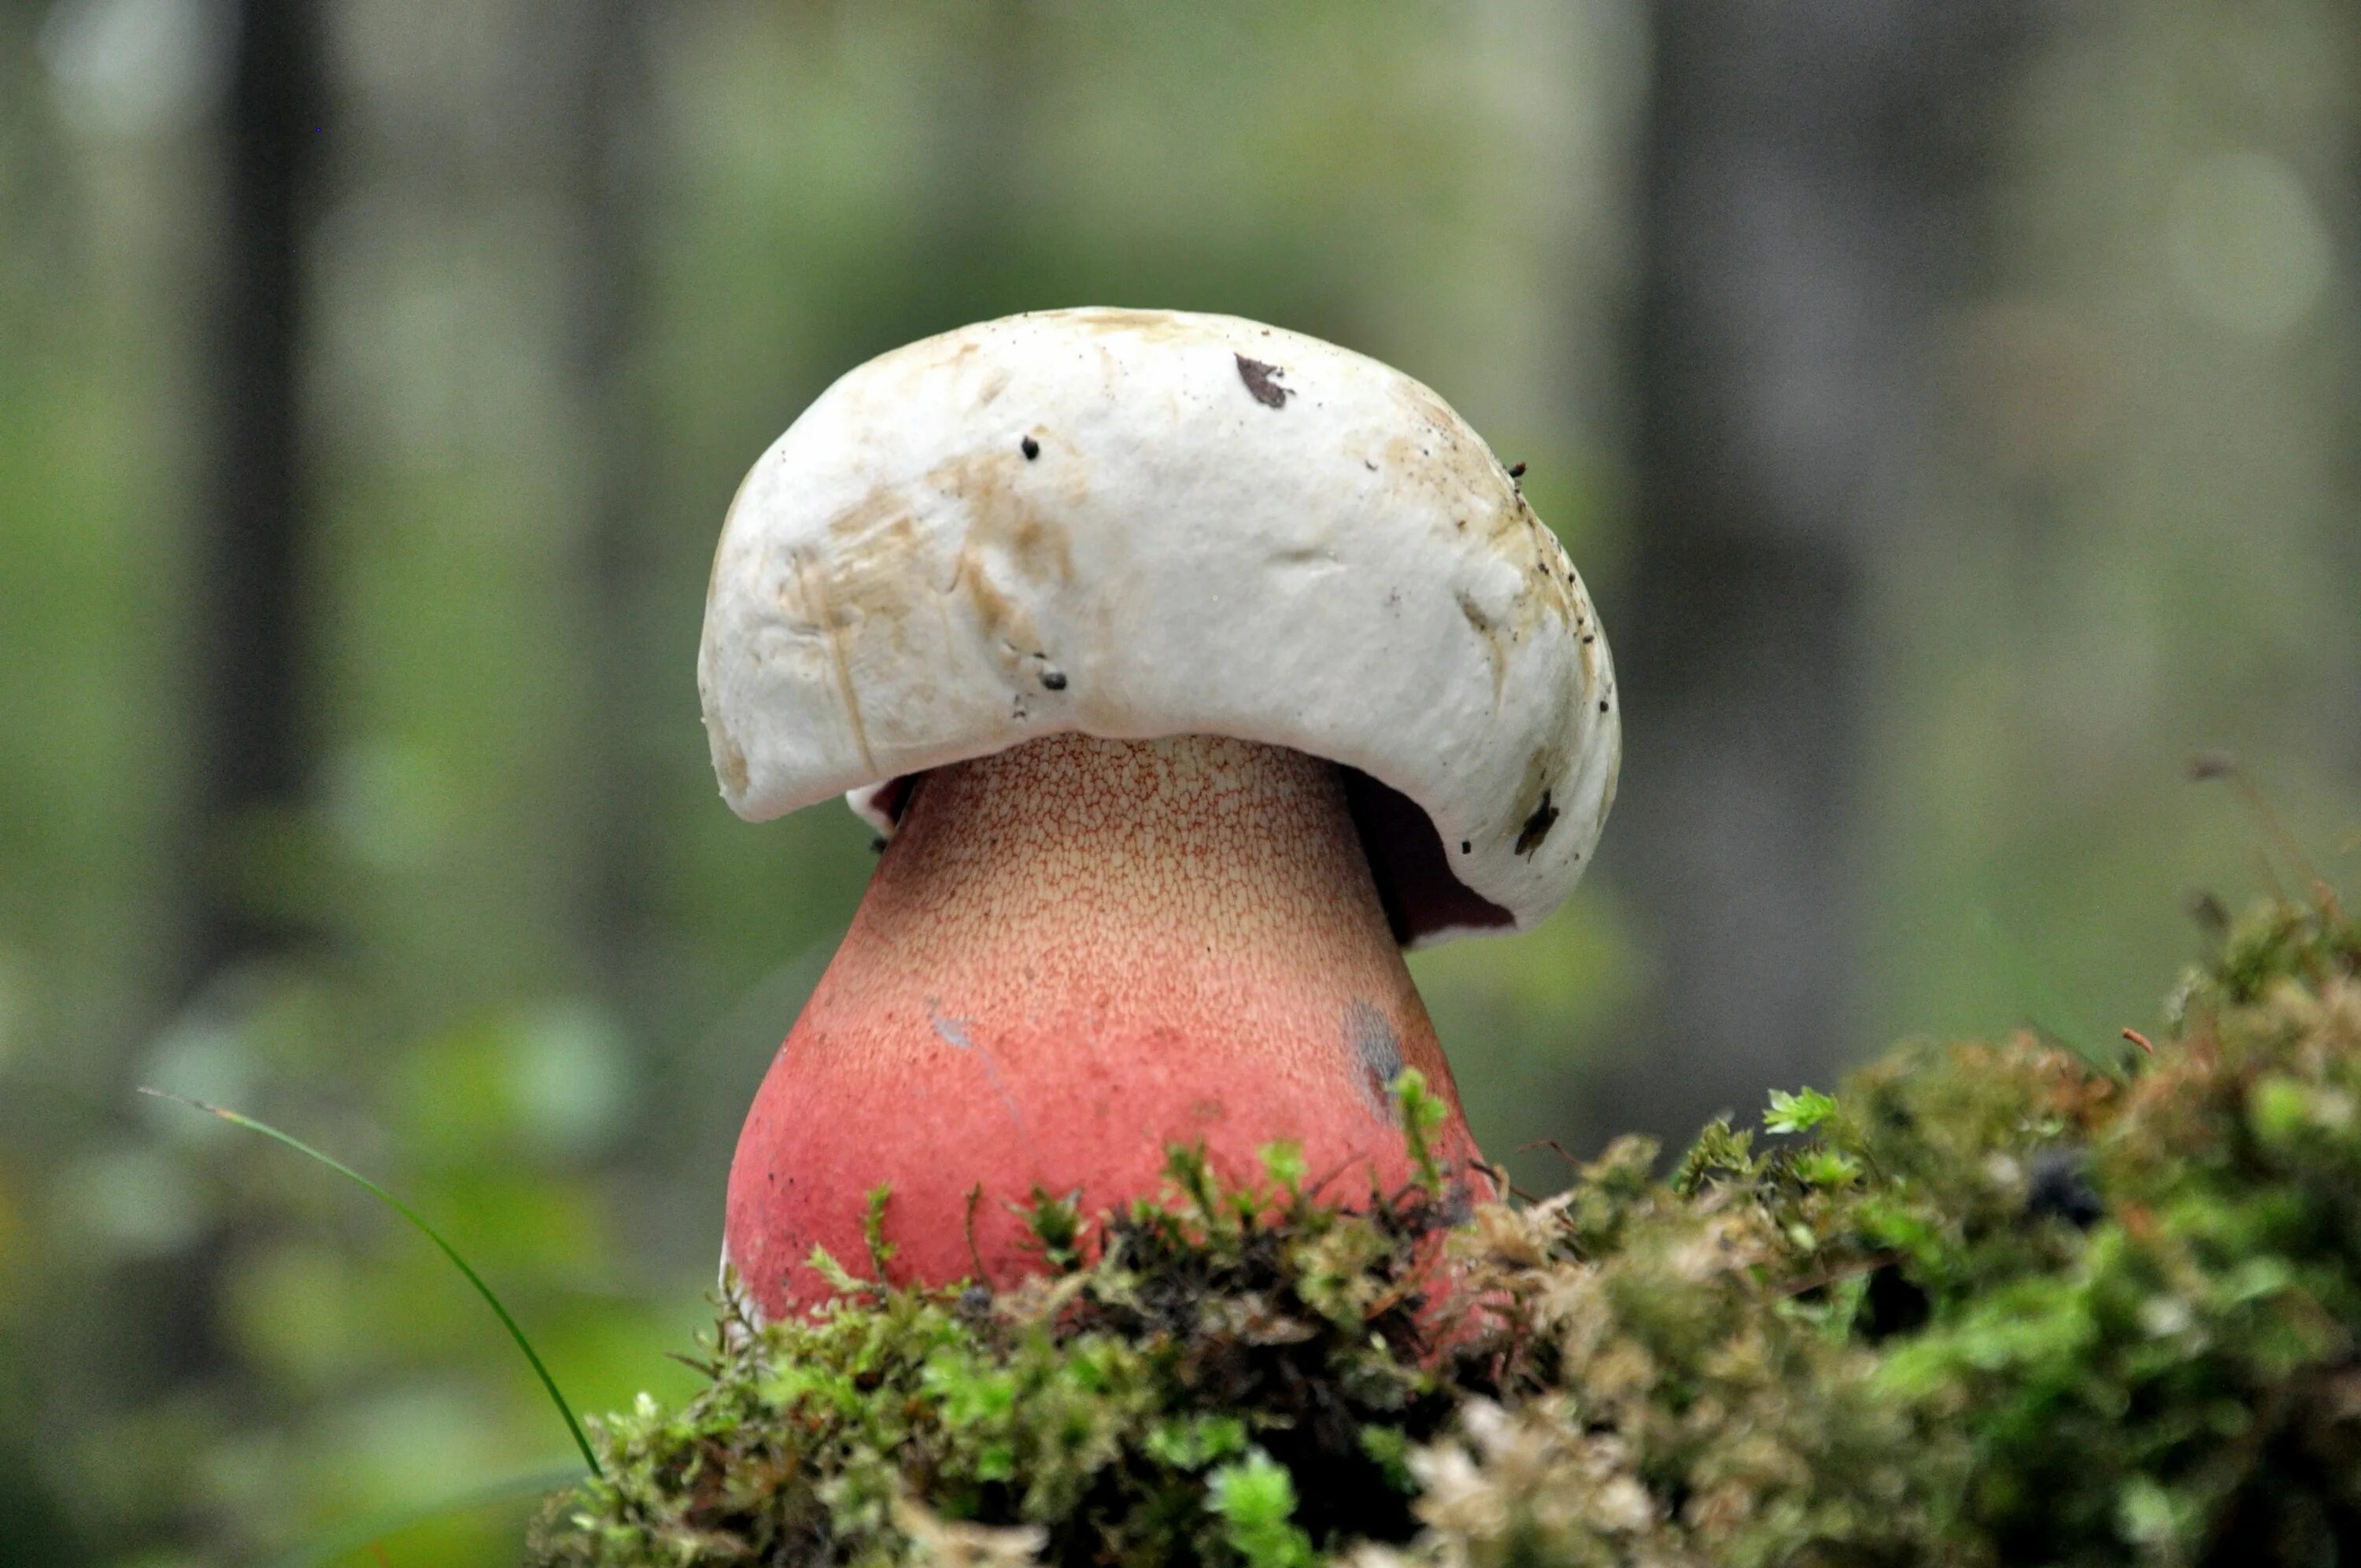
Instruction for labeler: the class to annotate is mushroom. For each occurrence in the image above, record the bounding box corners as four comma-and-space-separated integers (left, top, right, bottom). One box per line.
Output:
702, 308, 1619, 1318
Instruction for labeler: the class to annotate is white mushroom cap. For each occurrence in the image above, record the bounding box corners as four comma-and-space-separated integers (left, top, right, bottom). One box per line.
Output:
699, 308, 1620, 946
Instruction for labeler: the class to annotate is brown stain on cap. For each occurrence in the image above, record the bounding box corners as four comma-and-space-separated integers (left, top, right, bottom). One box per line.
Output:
715, 726, 751, 795
782, 443, 1086, 759
933, 446, 1077, 679
789, 548, 876, 774
1060, 307, 1206, 345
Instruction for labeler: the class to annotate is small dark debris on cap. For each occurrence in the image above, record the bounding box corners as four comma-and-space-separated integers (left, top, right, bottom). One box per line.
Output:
1507, 461, 1527, 479
1020, 435, 1040, 460
1514, 791, 1558, 858
1235, 354, 1291, 409
1039, 669, 1067, 692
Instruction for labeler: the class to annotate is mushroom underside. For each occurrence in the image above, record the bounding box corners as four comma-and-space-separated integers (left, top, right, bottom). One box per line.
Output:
862, 758, 1514, 946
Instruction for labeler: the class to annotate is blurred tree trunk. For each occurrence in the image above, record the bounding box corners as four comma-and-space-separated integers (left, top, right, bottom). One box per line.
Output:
187, 0, 326, 986
560, 0, 660, 1030
146, 0, 327, 1417
1599, 2, 2029, 1146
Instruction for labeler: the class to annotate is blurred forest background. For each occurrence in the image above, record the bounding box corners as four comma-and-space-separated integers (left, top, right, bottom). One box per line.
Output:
2, 2, 2358, 1562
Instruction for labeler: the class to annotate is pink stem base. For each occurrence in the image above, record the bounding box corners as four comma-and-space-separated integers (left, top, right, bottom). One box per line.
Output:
724, 733, 1489, 1318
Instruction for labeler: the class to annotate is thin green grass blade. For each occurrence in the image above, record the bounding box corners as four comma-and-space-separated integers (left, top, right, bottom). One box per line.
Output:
261, 1462, 586, 1568
138, 1087, 603, 1478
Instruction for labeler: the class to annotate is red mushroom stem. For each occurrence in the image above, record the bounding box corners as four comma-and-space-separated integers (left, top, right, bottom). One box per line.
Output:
724, 731, 1490, 1316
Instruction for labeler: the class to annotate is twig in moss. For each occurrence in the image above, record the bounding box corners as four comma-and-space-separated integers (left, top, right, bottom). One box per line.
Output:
665, 1348, 720, 1378
1516, 1137, 1582, 1169
138, 1088, 601, 1478
2190, 751, 2345, 923
1777, 1249, 1904, 1302
1299, 1154, 1362, 1203
964, 1180, 989, 1286
1468, 1157, 1528, 1202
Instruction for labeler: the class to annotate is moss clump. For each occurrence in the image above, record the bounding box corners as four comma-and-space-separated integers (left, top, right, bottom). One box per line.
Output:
532, 898, 2361, 1566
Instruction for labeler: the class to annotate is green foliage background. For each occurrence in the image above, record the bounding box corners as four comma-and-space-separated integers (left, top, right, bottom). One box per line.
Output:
0, 4, 2357, 1563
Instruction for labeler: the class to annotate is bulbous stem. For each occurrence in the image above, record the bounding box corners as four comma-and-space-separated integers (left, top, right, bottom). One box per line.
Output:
725, 732, 1488, 1317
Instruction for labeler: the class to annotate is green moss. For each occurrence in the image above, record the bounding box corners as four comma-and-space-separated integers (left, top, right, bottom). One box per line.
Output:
531, 900, 2361, 1566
